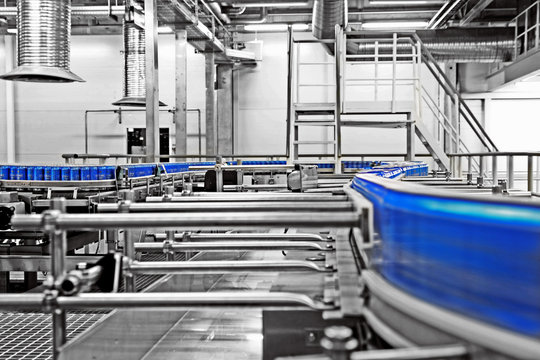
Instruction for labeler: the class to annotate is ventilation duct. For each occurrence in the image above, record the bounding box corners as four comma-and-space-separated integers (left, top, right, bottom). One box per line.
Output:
312, 0, 347, 39
113, 20, 165, 107
0, 0, 84, 82
352, 28, 515, 63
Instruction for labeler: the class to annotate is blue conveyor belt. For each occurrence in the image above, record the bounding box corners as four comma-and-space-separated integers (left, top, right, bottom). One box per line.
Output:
351, 167, 540, 338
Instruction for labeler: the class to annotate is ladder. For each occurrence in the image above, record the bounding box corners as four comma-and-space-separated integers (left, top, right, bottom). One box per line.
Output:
287, 31, 342, 173
287, 27, 497, 175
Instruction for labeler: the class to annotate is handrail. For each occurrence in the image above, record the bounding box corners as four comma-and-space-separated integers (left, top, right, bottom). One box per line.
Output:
412, 33, 498, 152
448, 151, 540, 157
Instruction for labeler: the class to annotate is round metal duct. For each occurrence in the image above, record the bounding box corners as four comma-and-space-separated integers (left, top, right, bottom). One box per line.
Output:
113, 21, 165, 107
0, 0, 84, 82
312, 0, 347, 40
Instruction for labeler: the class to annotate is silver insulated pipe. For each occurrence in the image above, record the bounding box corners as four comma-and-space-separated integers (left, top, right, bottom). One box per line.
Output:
351, 28, 516, 63
0, 0, 84, 82
113, 20, 165, 107
312, 0, 347, 39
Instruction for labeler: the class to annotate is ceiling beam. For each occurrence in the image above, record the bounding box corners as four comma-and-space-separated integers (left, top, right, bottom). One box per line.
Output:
460, 0, 494, 25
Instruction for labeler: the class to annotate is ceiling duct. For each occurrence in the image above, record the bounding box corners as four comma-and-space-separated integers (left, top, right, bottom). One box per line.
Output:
113, 19, 166, 107
353, 28, 515, 63
0, 0, 84, 82
312, 0, 347, 39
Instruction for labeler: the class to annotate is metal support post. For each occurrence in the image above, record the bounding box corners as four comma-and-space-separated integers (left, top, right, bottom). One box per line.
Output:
406, 113, 415, 161
217, 64, 234, 155
478, 155, 485, 187
145, 0, 160, 163
205, 53, 217, 155
507, 155, 514, 189
215, 163, 223, 192
4, 35, 16, 163
286, 26, 293, 160
492, 155, 498, 186
175, 29, 188, 156
49, 198, 67, 360
119, 201, 135, 292
527, 155, 534, 192
334, 25, 343, 174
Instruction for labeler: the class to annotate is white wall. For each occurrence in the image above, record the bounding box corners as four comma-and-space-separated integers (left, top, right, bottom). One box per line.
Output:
1, 30, 539, 168
0, 34, 206, 164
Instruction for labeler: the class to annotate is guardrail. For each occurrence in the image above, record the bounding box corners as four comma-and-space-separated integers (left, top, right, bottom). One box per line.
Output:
511, 0, 540, 59
448, 151, 540, 193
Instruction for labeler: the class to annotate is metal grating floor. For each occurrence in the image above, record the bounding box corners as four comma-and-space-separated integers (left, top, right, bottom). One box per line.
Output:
0, 311, 107, 360
0, 252, 186, 359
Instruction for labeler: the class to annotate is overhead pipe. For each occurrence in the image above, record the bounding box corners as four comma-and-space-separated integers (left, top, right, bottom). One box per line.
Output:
231, 7, 268, 24
352, 28, 515, 63
0, 5, 126, 17
201, 0, 231, 24
0, 0, 84, 82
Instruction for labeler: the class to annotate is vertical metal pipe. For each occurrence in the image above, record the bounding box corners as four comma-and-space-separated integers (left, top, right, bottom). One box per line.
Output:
4, 36, 15, 163
536, 156, 540, 193
478, 155, 485, 186
391, 33, 397, 113
507, 155, 514, 189
145, 0, 159, 163
286, 25, 293, 160
334, 25, 343, 174
537, 2, 540, 50
175, 29, 188, 156
492, 155, 498, 186
50, 198, 67, 360
120, 201, 135, 292
527, 155, 534, 192
453, 93, 460, 153
205, 53, 216, 155
216, 165, 223, 192
406, 114, 415, 161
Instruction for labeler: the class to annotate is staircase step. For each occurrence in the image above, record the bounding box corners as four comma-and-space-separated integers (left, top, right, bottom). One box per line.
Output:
294, 140, 337, 145
294, 121, 336, 126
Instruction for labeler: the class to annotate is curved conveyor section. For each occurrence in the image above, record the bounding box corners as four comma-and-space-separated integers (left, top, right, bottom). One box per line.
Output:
350, 163, 540, 346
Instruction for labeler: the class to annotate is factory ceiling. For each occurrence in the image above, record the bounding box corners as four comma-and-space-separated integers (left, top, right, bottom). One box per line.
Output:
0, 0, 528, 52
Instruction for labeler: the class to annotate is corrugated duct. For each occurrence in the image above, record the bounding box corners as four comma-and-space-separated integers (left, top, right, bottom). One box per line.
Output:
0, 0, 84, 82
312, 0, 347, 39
353, 29, 515, 63
113, 16, 165, 106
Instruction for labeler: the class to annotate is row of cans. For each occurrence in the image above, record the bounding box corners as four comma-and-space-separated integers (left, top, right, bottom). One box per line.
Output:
0, 166, 117, 181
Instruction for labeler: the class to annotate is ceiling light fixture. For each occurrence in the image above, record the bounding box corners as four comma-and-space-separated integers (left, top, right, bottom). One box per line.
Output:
369, 0, 445, 4
361, 21, 429, 29
158, 26, 174, 34
233, 1, 308, 7
244, 23, 309, 32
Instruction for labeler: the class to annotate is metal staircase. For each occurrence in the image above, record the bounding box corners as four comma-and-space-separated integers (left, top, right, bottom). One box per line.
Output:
287, 32, 342, 173
287, 26, 497, 174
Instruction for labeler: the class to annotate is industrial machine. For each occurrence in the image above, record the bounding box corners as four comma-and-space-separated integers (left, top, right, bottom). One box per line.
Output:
0, 157, 538, 360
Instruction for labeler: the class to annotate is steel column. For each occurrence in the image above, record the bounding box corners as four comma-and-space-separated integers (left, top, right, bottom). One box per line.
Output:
174, 29, 188, 156
144, 0, 160, 163
527, 155, 534, 192
492, 155, 498, 186
50, 199, 67, 360
217, 64, 233, 155
286, 26, 293, 160
507, 155, 514, 189
205, 53, 217, 155
4, 36, 15, 163
406, 113, 415, 161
